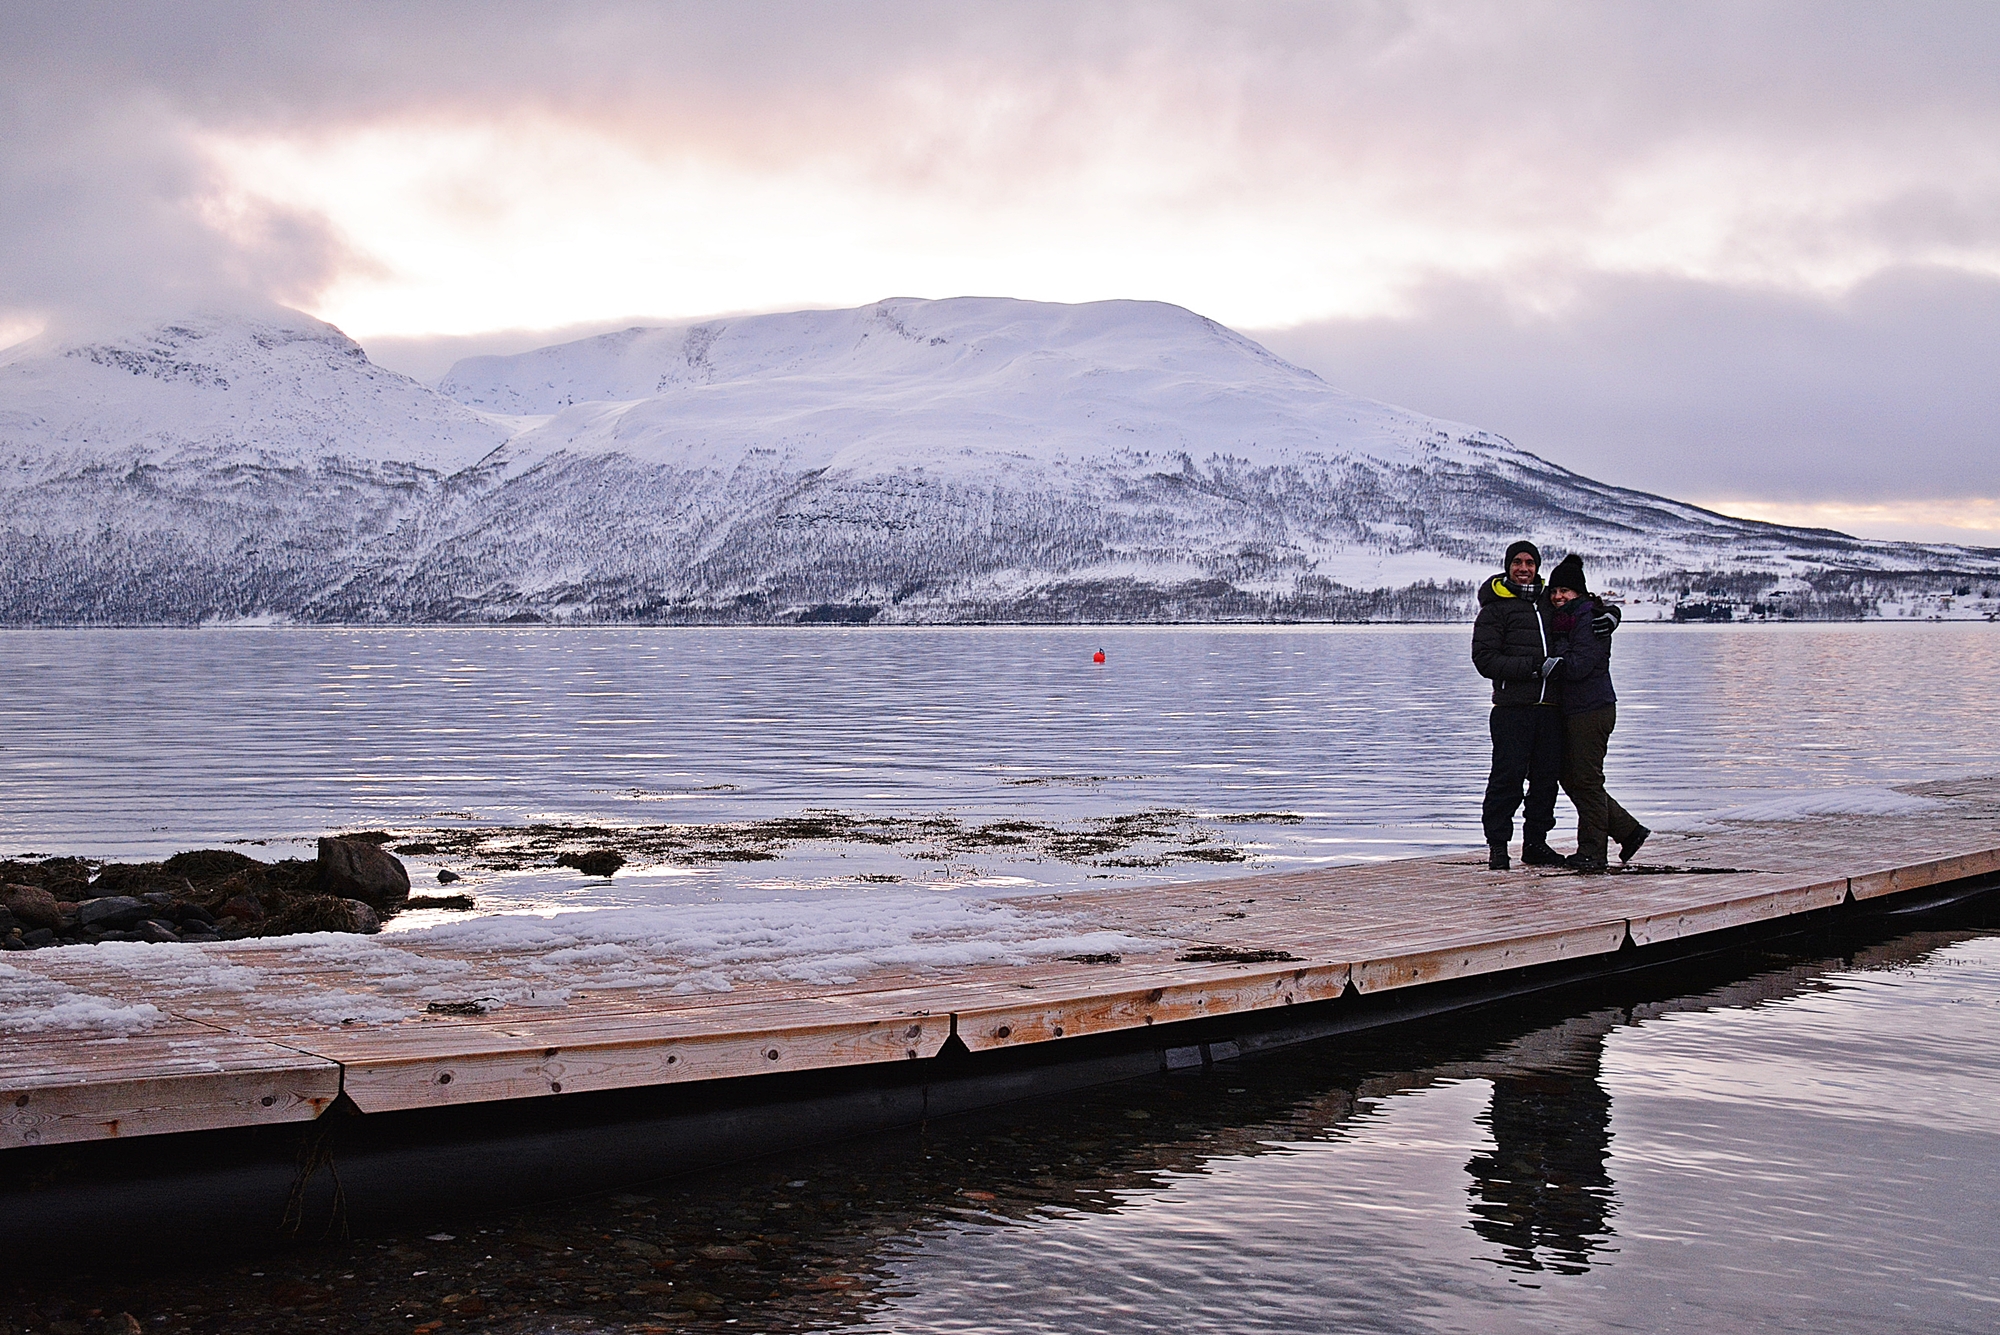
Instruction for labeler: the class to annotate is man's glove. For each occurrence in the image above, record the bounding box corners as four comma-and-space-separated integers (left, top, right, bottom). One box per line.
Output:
1593, 603, 1623, 637
1540, 656, 1563, 679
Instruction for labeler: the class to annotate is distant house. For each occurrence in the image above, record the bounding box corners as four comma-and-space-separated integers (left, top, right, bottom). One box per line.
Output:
1673, 598, 1735, 623
1748, 576, 1813, 619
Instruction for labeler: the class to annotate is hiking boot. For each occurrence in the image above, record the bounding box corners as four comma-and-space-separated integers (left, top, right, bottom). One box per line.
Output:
1565, 851, 1609, 873
1618, 825, 1651, 864
1488, 845, 1510, 871
1521, 842, 1565, 866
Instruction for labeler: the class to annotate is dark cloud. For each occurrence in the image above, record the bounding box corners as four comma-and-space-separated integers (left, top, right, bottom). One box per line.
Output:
1250, 267, 2000, 505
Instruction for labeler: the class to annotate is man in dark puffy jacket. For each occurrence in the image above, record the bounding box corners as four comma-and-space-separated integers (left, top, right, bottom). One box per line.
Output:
1471, 540, 1566, 870
1546, 554, 1649, 871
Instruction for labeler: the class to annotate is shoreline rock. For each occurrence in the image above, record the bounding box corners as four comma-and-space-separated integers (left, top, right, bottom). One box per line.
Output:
0, 838, 420, 951
316, 835, 412, 913
556, 849, 626, 877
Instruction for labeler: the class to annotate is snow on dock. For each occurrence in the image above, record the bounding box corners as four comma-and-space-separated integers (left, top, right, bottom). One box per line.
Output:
5, 778, 1998, 1150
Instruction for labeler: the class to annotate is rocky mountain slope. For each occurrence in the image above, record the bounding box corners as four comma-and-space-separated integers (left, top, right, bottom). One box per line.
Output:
0, 299, 1991, 624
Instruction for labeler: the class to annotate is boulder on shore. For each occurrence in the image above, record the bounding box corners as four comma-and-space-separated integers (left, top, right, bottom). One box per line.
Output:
315, 837, 411, 912
260, 895, 382, 936
0, 883, 63, 931
0, 839, 415, 949
74, 896, 150, 931
557, 849, 626, 877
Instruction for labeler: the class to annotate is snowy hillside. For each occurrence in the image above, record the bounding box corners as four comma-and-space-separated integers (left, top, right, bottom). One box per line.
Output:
0, 310, 506, 472
439, 298, 1511, 472
0, 311, 510, 622
0, 298, 1993, 624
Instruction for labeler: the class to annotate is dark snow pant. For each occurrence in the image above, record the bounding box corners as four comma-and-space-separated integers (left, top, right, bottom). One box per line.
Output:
1483, 704, 1564, 849
1560, 704, 1643, 860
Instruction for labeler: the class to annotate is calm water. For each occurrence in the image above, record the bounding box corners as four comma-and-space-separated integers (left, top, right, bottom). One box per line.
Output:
2, 623, 1998, 892
7, 625, 2000, 1330
848, 927, 2000, 1335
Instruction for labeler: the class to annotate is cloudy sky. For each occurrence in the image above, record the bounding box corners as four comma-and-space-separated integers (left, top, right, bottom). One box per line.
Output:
4, 1, 1996, 541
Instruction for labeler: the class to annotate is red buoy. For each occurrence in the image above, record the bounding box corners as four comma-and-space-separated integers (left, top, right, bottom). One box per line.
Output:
1092, 648, 1106, 664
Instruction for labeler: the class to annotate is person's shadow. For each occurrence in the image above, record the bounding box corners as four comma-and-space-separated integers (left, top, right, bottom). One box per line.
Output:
1459, 1012, 1618, 1275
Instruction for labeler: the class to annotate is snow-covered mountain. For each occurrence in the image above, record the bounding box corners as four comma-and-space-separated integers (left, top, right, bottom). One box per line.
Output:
0, 298, 1992, 624
0, 311, 510, 622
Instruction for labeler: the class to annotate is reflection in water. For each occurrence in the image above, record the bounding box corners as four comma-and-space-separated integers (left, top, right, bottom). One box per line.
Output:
1463, 1025, 1616, 1275
11, 920, 2000, 1334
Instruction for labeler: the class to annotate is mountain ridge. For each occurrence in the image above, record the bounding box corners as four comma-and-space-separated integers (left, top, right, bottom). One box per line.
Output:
0, 298, 1992, 625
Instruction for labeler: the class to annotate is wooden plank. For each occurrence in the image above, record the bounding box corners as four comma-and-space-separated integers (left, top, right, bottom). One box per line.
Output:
950, 962, 1353, 1052
1848, 847, 2000, 901
1627, 879, 1850, 947
327, 1012, 949, 1113
0, 1029, 340, 1148
1352, 921, 1629, 994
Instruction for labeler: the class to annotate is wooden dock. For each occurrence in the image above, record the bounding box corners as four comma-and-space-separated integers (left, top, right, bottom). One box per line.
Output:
6, 777, 1999, 1152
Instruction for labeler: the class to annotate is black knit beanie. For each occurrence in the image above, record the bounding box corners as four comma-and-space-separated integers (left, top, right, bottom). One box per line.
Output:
1547, 553, 1588, 595
1504, 539, 1541, 568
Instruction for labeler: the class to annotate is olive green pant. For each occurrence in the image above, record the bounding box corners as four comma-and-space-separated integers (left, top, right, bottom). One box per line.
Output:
1560, 705, 1642, 860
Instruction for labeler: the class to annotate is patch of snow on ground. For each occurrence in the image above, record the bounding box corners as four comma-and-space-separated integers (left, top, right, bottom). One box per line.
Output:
406, 892, 1163, 992
0, 962, 161, 1037
84, 939, 481, 1028
9, 892, 1163, 1030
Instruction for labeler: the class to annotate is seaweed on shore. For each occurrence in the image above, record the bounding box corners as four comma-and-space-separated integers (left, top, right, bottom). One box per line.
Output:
0, 805, 1282, 951
369, 807, 1262, 878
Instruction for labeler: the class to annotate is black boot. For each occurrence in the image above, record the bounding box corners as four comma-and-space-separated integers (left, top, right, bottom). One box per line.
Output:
1488, 844, 1510, 871
1565, 851, 1609, 873
1521, 841, 1564, 866
1618, 825, 1651, 864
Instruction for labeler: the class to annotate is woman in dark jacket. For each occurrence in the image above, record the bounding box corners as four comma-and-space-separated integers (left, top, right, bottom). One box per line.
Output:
1545, 554, 1648, 871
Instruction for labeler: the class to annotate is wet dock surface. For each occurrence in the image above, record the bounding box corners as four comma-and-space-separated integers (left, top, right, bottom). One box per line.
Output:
7, 778, 1998, 1150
